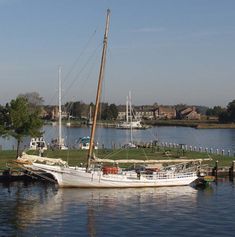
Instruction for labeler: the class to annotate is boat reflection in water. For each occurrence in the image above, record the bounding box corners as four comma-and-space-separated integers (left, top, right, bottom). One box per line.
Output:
4, 183, 198, 236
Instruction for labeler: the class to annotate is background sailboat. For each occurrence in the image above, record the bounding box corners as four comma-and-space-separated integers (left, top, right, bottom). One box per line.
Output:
116, 91, 144, 129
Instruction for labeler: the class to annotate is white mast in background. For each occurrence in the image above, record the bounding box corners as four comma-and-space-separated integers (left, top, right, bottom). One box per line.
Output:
129, 91, 133, 144
126, 95, 129, 123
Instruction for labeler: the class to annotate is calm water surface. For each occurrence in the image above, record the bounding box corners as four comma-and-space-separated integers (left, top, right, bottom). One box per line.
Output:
1, 125, 235, 152
0, 181, 235, 237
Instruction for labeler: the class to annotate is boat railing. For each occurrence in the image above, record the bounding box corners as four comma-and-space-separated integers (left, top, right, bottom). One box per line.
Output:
102, 170, 196, 180
141, 171, 197, 180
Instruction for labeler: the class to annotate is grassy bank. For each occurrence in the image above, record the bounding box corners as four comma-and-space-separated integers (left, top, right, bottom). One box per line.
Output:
196, 123, 235, 129
145, 119, 235, 129
0, 147, 234, 170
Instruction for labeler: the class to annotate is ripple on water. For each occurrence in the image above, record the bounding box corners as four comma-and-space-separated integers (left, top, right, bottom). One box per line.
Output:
0, 182, 235, 236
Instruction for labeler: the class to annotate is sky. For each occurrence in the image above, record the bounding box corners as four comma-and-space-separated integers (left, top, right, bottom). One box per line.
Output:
0, 0, 235, 107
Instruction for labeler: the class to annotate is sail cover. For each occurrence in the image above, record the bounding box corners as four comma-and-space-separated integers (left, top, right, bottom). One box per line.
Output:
17, 152, 68, 166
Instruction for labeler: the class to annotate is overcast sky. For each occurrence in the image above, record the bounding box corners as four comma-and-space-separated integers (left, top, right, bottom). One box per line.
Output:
0, 0, 235, 107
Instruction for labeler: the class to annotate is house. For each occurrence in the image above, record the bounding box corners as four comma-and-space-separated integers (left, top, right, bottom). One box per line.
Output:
117, 105, 126, 120
117, 105, 155, 120
39, 107, 49, 119
135, 106, 155, 120
48, 106, 69, 120
135, 110, 154, 120
155, 106, 176, 119
179, 107, 201, 120
117, 111, 126, 120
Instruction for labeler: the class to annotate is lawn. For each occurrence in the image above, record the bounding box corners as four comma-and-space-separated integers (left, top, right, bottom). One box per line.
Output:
0, 147, 234, 171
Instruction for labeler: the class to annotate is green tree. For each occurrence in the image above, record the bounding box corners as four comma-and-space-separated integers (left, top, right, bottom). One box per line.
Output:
101, 103, 110, 120
18, 92, 44, 108
218, 99, 235, 123
109, 104, 118, 120
227, 100, 235, 122
219, 111, 231, 123
206, 106, 224, 116
0, 97, 43, 157
70, 101, 87, 118
101, 103, 118, 120
0, 104, 10, 135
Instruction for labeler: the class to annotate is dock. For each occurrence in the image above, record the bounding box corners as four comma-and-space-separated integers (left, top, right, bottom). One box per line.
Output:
0, 169, 33, 182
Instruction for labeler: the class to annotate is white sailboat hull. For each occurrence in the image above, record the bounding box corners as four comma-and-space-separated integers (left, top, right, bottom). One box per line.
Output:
116, 121, 144, 129
31, 163, 198, 188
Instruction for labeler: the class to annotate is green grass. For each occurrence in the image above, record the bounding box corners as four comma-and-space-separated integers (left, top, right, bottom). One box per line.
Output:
0, 147, 234, 170
144, 119, 235, 129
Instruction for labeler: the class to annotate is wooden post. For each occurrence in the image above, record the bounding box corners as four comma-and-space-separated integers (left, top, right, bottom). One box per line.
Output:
233, 161, 235, 180
229, 161, 235, 181
212, 160, 218, 179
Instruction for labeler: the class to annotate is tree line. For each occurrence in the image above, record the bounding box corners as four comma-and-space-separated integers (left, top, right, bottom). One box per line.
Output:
206, 100, 235, 123
1, 92, 235, 159
65, 101, 118, 120
0, 93, 119, 157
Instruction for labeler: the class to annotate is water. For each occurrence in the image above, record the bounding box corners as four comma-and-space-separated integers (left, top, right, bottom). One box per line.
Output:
1, 125, 235, 153
0, 181, 235, 236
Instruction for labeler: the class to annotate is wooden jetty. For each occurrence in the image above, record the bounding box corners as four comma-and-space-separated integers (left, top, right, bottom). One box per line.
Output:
0, 169, 33, 182
0, 168, 56, 183
199, 160, 235, 181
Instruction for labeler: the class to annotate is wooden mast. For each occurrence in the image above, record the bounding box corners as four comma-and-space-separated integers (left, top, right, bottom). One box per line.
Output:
86, 9, 111, 171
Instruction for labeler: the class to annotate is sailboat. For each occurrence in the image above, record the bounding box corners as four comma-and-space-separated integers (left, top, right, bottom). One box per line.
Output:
50, 66, 68, 150
116, 91, 144, 129
17, 9, 201, 188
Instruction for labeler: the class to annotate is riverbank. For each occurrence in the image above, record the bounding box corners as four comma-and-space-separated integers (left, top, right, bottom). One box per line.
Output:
49, 119, 235, 129
144, 119, 235, 129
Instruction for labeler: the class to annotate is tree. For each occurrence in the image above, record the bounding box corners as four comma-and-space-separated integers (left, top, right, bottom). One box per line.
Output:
0, 104, 10, 136
219, 111, 231, 123
0, 97, 43, 157
101, 103, 110, 120
18, 92, 44, 107
101, 103, 118, 120
227, 100, 235, 122
206, 106, 224, 116
109, 104, 118, 120
70, 101, 83, 118
218, 99, 235, 123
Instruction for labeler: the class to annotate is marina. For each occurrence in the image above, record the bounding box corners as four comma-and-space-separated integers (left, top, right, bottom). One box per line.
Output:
0, 1, 235, 236
1, 125, 235, 184
14, 10, 202, 189
1, 125, 235, 153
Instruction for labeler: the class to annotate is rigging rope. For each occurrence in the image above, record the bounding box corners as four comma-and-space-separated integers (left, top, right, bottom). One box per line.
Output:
63, 30, 97, 85
63, 43, 102, 102
45, 29, 98, 106
102, 148, 124, 160
63, 50, 101, 115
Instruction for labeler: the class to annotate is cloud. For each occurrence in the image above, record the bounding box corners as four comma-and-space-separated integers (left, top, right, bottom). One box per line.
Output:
131, 27, 166, 33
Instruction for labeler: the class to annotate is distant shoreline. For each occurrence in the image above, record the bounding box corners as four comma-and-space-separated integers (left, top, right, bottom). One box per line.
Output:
144, 120, 235, 129
45, 120, 235, 129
